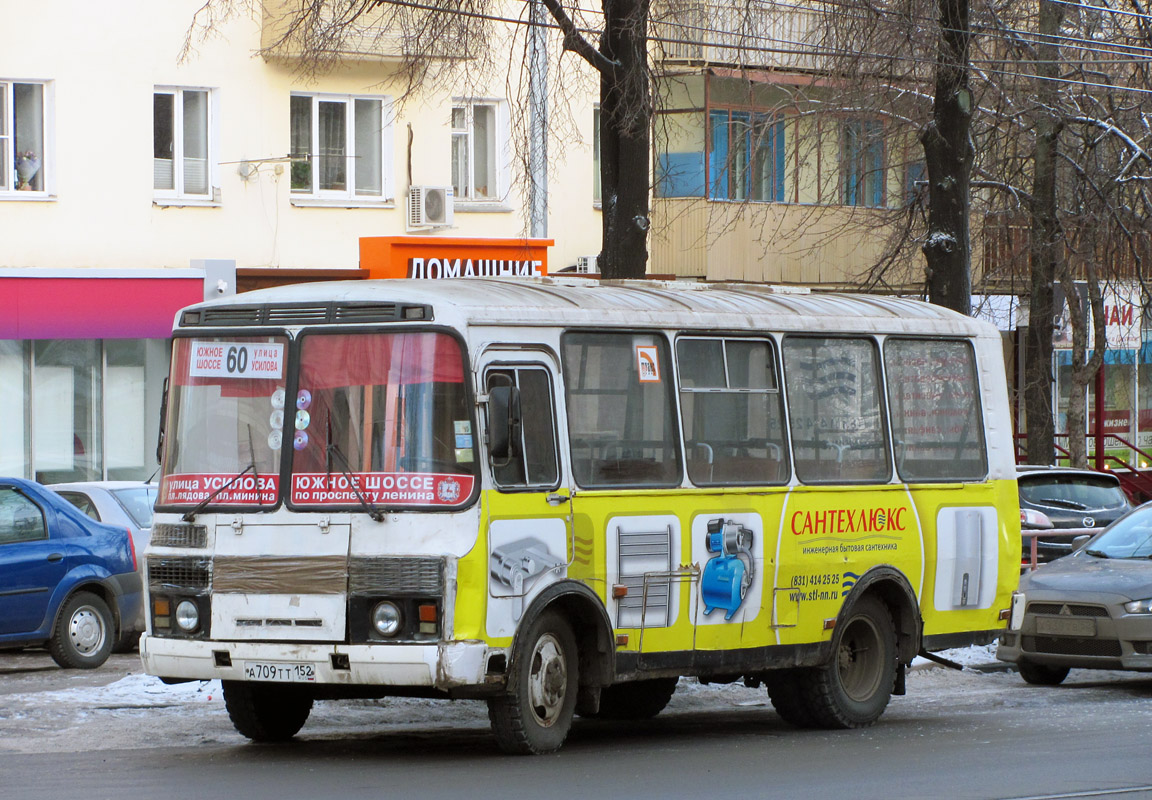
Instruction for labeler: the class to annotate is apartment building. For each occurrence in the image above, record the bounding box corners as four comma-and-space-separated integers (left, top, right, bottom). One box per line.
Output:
0, 0, 602, 481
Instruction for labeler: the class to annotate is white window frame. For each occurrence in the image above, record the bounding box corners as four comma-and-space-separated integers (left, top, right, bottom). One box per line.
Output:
1, 79, 54, 199
153, 86, 219, 205
451, 98, 510, 206
290, 92, 394, 206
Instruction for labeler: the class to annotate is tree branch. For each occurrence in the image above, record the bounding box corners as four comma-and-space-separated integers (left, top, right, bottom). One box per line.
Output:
537, 0, 618, 76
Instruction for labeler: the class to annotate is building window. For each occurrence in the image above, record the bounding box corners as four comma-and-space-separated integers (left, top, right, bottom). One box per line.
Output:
708, 109, 785, 202
290, 93, 392, 200
452, 100, 505, 201
1, 81, 48, 195
841, 119, 885, 207
593, 106, 601, 205
154, 87, 213, 199
904, 160, 926, 207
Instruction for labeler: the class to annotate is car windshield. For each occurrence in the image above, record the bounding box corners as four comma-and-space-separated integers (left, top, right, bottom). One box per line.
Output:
111, 486, 158, 528
159, 335, 288, 507
288, 331, 477, 509
1084, 506, 1152, 559
1018, 474, 1128, 511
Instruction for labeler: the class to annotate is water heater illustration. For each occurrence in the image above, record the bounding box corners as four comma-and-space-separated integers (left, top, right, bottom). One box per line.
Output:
701, 518, 755, 620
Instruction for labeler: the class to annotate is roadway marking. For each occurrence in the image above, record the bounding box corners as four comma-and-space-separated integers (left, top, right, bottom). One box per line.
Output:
1002, 787, 1152, 800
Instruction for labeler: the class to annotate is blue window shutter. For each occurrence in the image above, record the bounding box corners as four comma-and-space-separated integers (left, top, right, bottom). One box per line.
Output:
709, 110, 728, 199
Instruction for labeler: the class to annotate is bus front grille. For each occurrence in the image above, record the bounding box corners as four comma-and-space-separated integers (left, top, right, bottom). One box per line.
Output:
349, 557, 444, 596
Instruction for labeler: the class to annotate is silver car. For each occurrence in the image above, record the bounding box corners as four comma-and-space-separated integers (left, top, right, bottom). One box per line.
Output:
998, 502, 1152, 684
49, 481, 157, 646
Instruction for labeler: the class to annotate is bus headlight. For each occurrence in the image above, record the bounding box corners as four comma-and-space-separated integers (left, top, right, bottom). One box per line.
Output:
372, 601, 402, 637
175, 599, 200, 633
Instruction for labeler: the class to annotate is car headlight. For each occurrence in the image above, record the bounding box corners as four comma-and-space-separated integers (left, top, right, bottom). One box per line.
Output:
371, 601, 402, 637
1124, 598, 1152, 614
175, 599, 200, 632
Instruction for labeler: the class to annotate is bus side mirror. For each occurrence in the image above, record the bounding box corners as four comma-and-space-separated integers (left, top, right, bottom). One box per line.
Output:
488, 385, 522, 462
156, 377, 169, 465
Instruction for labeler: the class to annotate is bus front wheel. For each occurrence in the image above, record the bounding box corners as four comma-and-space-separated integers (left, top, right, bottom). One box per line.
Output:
223, 681, 313, 742
794, 595, 898, 729
488, 611, 578, 754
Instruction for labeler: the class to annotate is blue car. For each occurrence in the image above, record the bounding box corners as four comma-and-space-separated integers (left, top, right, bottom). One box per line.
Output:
0, 477, 143, 669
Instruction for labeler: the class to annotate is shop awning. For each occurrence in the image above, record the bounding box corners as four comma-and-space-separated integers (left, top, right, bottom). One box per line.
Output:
0, 270, 204, 340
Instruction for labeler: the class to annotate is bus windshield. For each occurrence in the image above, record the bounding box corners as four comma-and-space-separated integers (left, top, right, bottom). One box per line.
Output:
160, 335, 288, 507
288, 331, 477, 509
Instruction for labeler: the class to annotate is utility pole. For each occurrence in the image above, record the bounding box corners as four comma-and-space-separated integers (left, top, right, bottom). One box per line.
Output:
528, 0, 548, 238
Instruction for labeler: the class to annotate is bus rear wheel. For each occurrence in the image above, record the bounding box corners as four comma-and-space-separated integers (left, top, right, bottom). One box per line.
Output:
488, 611, 578, 754
585, 677, 678, 720
793, 595, 898, 729
223, 681, 313, 742
766, 670, 818, 728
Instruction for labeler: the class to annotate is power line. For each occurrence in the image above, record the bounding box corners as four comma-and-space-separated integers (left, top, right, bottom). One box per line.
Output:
363, 0, 1152, 97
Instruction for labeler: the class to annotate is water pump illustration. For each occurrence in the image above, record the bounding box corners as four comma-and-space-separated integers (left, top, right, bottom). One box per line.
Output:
701, 518, 755, 620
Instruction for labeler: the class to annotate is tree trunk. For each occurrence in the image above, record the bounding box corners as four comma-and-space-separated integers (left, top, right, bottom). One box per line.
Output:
1062, 273, 1106, 467
1024, 0, 1066, 466
597, 0, 651, 279
920, 0, 973, 315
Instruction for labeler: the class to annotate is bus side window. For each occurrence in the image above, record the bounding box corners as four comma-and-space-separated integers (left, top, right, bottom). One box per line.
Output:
782, 336, 891, 484
884, 338, 987, 481
676, 336, 788, 486
486, 367, 560, 489
561, 332, 682, 488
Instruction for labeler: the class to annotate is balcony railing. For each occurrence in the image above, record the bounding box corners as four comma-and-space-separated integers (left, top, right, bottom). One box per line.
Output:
653, 0, 824, 71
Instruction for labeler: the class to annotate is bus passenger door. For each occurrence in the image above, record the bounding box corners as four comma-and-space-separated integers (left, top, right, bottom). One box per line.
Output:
480, 354, 572, 639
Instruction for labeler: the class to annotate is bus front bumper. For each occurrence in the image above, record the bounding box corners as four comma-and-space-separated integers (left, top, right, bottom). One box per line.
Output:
140, 635, 495, 692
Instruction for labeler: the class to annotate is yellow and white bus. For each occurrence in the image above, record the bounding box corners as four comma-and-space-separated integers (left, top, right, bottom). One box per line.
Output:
141, 277, 1019, 753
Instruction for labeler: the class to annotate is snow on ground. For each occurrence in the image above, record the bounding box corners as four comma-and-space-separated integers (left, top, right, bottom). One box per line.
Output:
0, 645, 1010, 754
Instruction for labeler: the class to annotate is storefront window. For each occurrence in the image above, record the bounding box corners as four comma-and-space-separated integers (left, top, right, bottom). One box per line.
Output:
33, 340, 103, 483
0, 338, 168, 482
0, 341, 30, 475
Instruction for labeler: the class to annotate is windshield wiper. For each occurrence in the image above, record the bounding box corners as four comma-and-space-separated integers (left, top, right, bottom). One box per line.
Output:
182, 464, 254, 522
325, 412, 385, 522
1084, 548, 1110, 559
181, 427, 263, 522
247, 424, 263, 509
1037, 498, 1090, 511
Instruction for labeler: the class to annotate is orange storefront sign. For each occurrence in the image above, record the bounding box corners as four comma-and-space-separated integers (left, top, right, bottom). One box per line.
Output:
360, 236, 553, 281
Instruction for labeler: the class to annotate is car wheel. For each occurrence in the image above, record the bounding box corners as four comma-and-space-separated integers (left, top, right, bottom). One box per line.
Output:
1017, 659, 1070, 686
48, 591, 114, 669
223, 681, 314, 742
487, 611, 578, 754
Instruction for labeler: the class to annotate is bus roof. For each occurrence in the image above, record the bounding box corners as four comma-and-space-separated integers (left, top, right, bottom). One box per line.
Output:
180, 278, 995, 337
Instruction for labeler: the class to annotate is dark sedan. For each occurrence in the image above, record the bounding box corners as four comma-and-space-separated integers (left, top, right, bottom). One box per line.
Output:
998, 502, 1152, 685
1018, 466, 1132, 565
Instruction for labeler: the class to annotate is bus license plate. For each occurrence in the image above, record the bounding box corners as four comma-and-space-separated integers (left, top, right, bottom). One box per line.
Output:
243, 661, 317, 682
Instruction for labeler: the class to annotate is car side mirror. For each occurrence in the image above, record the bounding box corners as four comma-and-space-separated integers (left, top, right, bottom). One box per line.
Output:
1072, 534, 1092, 551
487, 384, 522, 463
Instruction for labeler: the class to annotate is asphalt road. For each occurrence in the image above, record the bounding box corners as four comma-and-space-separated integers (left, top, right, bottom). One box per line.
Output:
2, 649, 1152, 800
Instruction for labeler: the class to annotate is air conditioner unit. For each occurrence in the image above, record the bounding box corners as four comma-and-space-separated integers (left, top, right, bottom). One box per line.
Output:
407, 185, 454, 230
575, 255, 598, 274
